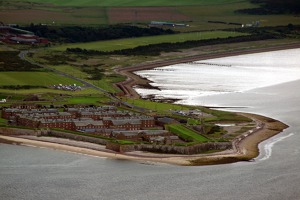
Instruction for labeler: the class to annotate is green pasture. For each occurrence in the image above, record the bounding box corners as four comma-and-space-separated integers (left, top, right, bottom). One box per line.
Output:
5, 0, 300, 29
51, 31, 248, 51
1, 1, 108, 25
0, 88, 101, 95
167, 124, 210, 142
0, 72, 82, 86
49, 65, 123, 93
0, 71, 104, 95
202, 108, 252, 122
179, 3, 300, 31
125, 98, 190, 112
14, 0, 244, 7
66, 96, 105, 104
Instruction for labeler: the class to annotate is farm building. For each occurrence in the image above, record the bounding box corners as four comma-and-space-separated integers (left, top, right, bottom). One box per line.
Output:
148, 21, 188, 28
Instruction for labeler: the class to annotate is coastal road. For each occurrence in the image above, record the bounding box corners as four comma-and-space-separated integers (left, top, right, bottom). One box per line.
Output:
18, 50, 110, 95
18, 50, 147, 111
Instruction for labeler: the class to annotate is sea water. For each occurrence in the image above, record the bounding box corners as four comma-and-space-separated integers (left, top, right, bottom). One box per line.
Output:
1, 49, 300, 200
134, 48, 300, 105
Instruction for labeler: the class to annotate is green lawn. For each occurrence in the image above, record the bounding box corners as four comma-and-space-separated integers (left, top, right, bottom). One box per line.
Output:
0, 72, 82, 86
0, 88, 102, 95
0, 71, 103, 95
66, 96, 104, 104
167, 124, 210, 142
48, 65, 122, 93
51, 31, 248, 51
15, 0, 243, 7
125, 98, 190, 112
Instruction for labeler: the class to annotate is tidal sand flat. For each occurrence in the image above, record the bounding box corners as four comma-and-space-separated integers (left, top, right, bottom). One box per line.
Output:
134, 48, 300, 104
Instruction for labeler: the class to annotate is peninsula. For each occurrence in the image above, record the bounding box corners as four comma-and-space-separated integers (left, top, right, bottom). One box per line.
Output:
1, 0, 299, 166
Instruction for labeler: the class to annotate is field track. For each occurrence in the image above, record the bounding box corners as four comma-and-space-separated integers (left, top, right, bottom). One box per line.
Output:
116, 43, 300, 98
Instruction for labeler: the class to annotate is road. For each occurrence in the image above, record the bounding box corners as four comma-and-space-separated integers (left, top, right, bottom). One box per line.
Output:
18, 50, 147, 111
19, 50, 111, 94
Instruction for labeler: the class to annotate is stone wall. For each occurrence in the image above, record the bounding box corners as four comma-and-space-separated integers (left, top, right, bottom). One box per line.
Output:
106, 141, 232, 155
0, 127, 39, 136
136, 142, 232, 155
0, 126, 232, 155
106, 142, 136, 153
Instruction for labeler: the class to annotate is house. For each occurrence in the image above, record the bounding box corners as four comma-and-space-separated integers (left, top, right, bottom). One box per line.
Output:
39, 119, 74, 130
110, 119, 142, 130
156, 117, 179, 126
74, 120, 105, 131
110, 130, 141, 141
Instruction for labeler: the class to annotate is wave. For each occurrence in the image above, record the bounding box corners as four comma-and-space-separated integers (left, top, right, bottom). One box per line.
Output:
257, 133, 294, 161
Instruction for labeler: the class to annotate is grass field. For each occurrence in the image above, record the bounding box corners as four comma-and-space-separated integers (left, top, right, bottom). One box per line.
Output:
0, 88, 101, 95
51, 31, 248, 51
0, 71, 105, 95
4, 0, 300, 29
14, 0, 244, 7
0, 72, 82, 86
167, 124, 210, 142
65, 96, 105, 104
48, 65, 123, 93
1, 1, 108, 25
125, 98, 190, 113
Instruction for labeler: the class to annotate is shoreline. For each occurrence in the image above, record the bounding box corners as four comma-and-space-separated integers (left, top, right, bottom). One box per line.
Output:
0, 113, 288, 166
1, 43, 295, 166
116, 42, 300, 98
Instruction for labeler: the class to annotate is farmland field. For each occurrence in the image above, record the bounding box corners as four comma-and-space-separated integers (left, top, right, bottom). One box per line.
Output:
51, 31, 248, 51
3, 0, 300, 29
13, 0, 245, 7
0, 2, 108, 25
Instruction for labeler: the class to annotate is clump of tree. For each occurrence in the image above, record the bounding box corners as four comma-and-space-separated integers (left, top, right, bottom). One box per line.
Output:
0, 51, 42, 71
0, 85, 47, 90
81, 65, 105, 80
236, 0, 300, 14
21, 24, 176, 43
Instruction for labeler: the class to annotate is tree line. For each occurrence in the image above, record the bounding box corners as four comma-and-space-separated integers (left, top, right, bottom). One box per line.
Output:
21, 24, 176, 43
0, 85, 47, 90
236, 0, 300, 14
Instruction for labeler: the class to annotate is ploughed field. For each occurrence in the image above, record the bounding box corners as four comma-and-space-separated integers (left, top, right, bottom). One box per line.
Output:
3, 0, 300, 29
12, 0, 244, 7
